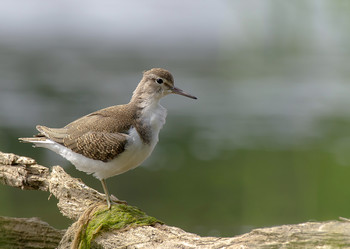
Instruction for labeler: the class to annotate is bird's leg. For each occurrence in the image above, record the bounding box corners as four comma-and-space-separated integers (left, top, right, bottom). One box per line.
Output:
101, 179, 112, 209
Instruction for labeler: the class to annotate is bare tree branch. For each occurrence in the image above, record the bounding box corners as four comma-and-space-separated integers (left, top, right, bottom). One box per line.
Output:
1, 151, 350, 249
0, 216, 64, 249
0, 151, 113, 220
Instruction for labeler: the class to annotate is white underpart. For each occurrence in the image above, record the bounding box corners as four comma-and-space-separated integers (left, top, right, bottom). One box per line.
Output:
33, 102, 167, 180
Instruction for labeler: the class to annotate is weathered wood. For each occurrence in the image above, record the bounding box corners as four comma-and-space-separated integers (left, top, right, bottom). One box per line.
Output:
0, 151, 116, 220
1, 151, 350, 248
91, 220, 350, 248
0, 152, 48, 191
0, 216, 64, 249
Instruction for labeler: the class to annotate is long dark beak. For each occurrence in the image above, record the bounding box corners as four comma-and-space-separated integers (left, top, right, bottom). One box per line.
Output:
171, 87, 197, 99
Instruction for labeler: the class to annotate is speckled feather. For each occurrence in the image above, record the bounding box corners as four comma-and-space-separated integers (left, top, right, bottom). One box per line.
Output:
19, 68, 197, 209
34, 104, 139, 162
20, 68, 176, 163
19, 68, 196, 179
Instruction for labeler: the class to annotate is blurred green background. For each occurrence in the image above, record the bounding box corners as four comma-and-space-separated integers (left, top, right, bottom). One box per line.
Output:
2, 0, 350, 237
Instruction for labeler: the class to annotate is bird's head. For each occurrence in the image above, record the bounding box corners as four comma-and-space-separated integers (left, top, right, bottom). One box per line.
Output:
132, 68, 197, 102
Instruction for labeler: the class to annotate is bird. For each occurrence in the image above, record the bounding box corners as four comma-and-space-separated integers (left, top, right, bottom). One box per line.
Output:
19, 68, 197, 209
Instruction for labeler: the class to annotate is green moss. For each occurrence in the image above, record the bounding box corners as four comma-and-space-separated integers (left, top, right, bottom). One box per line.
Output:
79, 204, 162, 249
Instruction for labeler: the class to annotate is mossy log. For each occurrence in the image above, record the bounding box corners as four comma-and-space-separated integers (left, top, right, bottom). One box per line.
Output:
1, 151, 350, 248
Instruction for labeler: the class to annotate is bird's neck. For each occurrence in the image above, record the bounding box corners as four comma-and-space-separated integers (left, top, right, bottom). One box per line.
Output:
130, 84, 162, 110
128, 84, 166, 145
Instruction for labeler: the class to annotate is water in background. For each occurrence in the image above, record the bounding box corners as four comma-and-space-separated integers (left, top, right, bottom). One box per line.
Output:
1, 1, 350, 236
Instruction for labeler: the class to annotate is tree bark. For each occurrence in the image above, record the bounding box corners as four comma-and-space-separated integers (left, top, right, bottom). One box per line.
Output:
1, 151, 350, 249
0, 216, 64, 249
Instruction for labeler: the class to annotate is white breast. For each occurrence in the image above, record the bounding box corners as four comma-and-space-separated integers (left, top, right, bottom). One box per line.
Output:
34, 103, 167, 180
141, 102, 167, 141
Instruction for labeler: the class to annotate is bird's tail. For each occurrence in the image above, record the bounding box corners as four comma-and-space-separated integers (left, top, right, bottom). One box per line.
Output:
18, 137, 48, 143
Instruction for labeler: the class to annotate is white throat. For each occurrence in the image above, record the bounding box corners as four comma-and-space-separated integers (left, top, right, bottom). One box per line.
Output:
140, 100, 167, 142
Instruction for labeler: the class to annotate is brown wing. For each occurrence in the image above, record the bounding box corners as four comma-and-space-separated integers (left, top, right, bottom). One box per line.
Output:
36, 125, 129, 162
64, 104, 136, 134
65, 131, 128, 161
35, 105, 136, 162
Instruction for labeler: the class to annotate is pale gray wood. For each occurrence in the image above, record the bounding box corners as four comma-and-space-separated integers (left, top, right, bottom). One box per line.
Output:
0, 216, 64, 249
1, 151, 350, 249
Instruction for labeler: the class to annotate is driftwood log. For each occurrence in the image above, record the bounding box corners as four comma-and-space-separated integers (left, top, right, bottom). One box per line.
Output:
1, 151, 350, 248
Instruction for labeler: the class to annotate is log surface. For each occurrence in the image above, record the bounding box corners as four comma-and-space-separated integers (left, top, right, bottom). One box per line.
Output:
0, 216, 64, 249
1, 151, 350, 249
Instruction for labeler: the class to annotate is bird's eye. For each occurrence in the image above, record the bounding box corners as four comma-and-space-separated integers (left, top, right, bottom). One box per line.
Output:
156, 78, 163, 84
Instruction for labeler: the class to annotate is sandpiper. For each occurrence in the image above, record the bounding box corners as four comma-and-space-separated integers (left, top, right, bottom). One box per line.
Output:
19, 68, 197, 209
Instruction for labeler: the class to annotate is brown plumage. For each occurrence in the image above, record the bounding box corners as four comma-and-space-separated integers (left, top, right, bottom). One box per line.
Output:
19, 68, 197, 209
32, 104, 138, 162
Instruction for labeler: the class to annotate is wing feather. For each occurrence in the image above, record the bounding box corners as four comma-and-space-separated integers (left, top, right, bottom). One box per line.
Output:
31, 105, 136, 161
